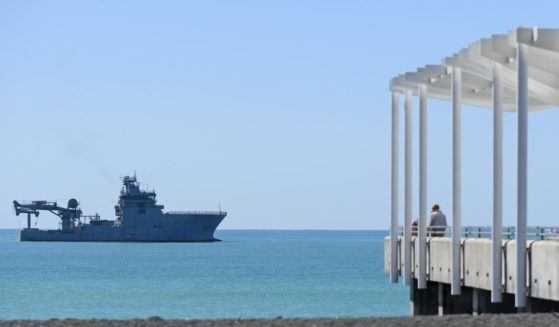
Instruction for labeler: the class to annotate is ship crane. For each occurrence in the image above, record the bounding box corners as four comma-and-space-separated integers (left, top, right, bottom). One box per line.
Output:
13, 199, 82, 231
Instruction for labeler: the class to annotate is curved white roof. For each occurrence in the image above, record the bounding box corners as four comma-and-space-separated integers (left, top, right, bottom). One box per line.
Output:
390, 27, 559, 111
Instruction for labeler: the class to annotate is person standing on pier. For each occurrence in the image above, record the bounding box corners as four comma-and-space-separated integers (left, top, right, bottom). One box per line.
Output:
411, 219, 418, 236
428, 203, 447, 237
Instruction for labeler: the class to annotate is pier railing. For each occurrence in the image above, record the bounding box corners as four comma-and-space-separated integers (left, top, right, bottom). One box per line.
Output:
393, 226, 559, 240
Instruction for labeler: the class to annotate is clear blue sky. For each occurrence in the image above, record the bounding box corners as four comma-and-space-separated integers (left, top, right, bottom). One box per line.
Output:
1, 0, 558, 229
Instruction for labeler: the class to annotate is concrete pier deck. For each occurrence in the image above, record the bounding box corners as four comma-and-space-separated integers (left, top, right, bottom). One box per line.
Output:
384, 236, 559, 314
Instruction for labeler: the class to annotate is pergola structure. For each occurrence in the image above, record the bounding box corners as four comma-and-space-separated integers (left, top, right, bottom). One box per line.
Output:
389, 27, 559, 309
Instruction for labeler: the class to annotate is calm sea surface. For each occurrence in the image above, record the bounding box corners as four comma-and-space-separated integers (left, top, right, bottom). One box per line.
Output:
0, 229, 408, 319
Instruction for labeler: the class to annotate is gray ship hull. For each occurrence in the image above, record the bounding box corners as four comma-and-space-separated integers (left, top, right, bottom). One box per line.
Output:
20, 213, 225, 242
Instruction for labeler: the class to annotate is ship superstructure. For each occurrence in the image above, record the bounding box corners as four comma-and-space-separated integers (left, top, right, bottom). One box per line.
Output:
13, 175, 226, 242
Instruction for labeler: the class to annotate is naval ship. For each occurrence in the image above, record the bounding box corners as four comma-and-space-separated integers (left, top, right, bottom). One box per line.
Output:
13, 175, 226, 242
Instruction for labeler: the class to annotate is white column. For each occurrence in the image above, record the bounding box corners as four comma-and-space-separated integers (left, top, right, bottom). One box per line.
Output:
492, 63, 503, 303
404, 89, 413, 286
516, 43, 528, 309
418, 84, 428, 289
390, 91, 400, 284
451, 67, 462, 296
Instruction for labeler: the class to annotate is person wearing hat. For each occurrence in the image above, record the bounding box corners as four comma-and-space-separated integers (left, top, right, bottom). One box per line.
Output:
428, 203, 447, 237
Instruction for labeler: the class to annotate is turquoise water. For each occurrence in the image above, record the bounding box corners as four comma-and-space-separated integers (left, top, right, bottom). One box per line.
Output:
0, 229, 408, 319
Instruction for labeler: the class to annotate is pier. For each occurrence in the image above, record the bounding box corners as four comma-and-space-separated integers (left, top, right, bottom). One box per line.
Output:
384, 228, 559, 314
385, 27, 559, 314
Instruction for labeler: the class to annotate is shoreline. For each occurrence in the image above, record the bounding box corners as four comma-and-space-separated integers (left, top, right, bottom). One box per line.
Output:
2, 314, 559, 327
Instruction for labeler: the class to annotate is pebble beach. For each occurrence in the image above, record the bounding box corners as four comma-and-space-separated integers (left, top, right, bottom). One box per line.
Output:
2, 314, 559, 327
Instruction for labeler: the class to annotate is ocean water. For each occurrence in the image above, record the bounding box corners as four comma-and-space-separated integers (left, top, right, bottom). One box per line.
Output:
0, 229, 408, 319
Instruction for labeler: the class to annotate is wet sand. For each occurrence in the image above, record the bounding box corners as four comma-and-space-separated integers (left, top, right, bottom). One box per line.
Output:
2, 314, 559, 327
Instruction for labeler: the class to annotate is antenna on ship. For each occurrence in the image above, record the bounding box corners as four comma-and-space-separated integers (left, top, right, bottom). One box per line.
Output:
218, 203, 222, 214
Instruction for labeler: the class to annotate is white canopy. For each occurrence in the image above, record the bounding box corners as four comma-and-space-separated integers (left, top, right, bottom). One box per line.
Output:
390, 27, 559, 111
